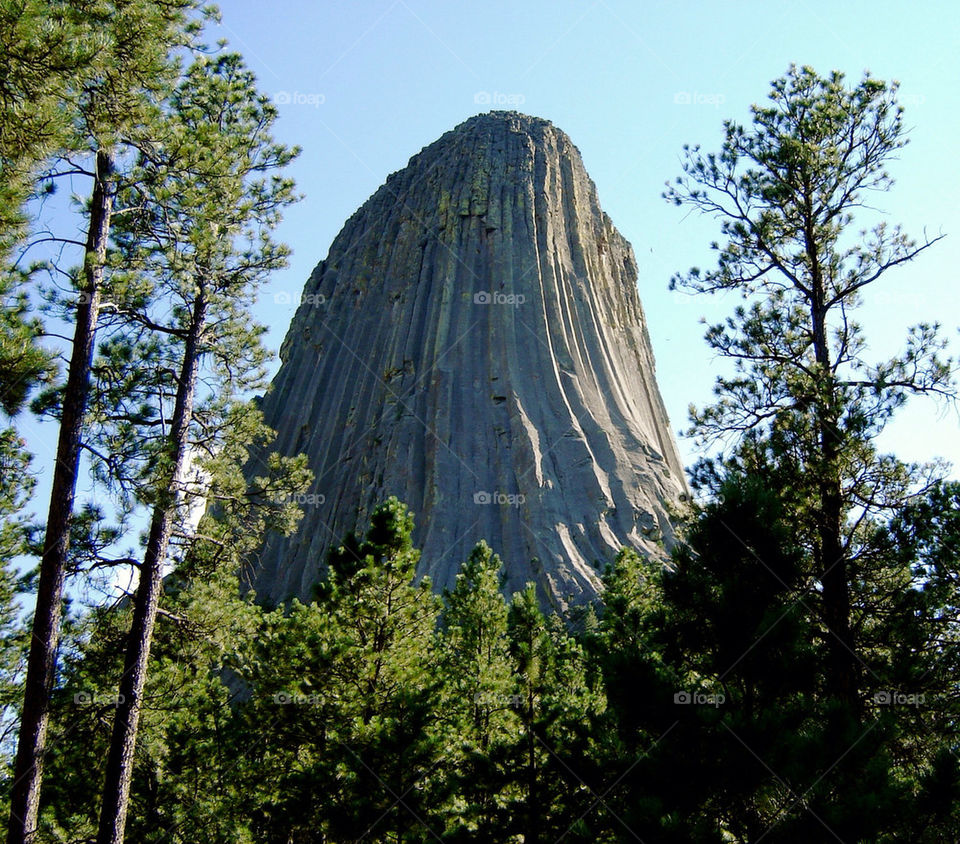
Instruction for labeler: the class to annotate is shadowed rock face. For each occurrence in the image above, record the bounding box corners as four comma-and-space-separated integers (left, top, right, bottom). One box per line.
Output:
251, 111, 687, 611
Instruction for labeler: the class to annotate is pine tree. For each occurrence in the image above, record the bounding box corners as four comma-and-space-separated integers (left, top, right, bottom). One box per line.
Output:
664, 64, 955, 715
0, 273, 52, 728
593, 468, 960, 841
36, 558, 264, 842
0, 276, 52, 419
87, 51, 298, 843
585, 551, 698, 842
660, 62, 960, 841
657, 474, 836, 841
499, 585, 605, 843
318, 499, 443, 842
0, 0, 90, 255
231, 497, 444, 842
0, 268, 53, 799
33, 409, 307, 842
437, 541, 517, 838
7, 5, 203, 839
863, 480, 960, 840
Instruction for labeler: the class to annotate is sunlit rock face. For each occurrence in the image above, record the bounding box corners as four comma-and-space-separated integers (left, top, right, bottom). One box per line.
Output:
248, 111, 687, 611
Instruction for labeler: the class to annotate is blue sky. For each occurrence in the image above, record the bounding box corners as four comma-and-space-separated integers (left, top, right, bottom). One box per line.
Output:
211, 0, 960, 474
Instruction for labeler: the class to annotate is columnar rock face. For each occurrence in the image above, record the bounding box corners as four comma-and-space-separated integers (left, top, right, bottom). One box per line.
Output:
251, 111, 687, 611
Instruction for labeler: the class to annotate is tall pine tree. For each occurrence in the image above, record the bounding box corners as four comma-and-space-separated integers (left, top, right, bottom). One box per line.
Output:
664, 64, 955, 714
8, 5, 203, 839
87, 51, 298, 843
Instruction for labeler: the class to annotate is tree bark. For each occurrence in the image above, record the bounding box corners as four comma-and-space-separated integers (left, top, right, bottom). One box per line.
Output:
802, 204, 859, 713
96, 292, 206, 844
810, 298, 859, 713
525, 692, 537, 844
7, 149, 114, 844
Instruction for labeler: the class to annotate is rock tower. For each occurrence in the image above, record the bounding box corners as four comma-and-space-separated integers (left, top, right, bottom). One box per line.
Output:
251, 112, 687, 611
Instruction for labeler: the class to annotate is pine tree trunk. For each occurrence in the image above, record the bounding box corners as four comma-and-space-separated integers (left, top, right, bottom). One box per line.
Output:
810, 295, 858, 712
525, 693, 537, 844
6, 149, 114, 844
96, 293, 207, 844
818, 430, 858, 710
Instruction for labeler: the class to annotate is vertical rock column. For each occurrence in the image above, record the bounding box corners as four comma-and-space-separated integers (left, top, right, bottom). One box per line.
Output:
251, 111, 687, 611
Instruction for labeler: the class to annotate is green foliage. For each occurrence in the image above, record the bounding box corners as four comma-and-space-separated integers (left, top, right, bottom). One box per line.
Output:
0, 274, 53, 418
666, 63, 956, 722
437, 542, 518, 837
665, 62, 953, 468
0, 271, 49, 782
0, 267, 52, 580
587, 550, 698, 842
82, 50, 299, 517
495, 585, 606, 843
589, 466, 960, 842
0, 0, 86, 253
35, 504, 613, 842
5, 5, 213, 839
651, 64, 960, 840
37, 568, 261, 843
78, 47, 304, 844
439, 541, 515, 751
1, 0, 206, 256
0, 473, 29, 775
661, 475, 849, 840
0, 430, 34, 569
35, 407, 293, 842
30, 477, 960, 841
868, 481, 960, 840
231, 497, 446, 842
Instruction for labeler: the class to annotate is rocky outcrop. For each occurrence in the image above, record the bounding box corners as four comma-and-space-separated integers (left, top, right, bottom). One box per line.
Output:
249, 111, 687, 611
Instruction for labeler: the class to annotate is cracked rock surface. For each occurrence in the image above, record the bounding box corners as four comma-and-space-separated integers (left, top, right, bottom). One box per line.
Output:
249, 111, 687, 611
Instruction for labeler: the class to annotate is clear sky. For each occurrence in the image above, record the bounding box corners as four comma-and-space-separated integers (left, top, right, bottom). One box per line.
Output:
210, 0, 960, 476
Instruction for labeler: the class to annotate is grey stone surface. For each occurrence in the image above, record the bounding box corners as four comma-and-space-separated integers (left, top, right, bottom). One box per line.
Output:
249, 111, 687, 611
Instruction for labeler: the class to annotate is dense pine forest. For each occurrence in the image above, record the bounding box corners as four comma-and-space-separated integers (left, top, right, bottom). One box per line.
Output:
1, 2, 959, 842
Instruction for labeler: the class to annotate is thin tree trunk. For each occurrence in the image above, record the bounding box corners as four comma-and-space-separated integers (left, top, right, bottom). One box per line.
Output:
96, 292, 207, 844
818, 424, 858, 709
526, 692, 537, 844
810, 299, 858, 712
7, 149, 114, 844
803, 209, 859, 714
